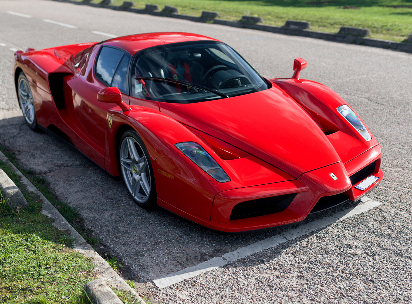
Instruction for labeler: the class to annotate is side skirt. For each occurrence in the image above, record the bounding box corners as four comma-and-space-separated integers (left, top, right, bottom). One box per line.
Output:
38, 124, 121, 180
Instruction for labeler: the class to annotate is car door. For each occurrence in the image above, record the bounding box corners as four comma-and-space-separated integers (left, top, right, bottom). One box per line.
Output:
68, 46, 131, 153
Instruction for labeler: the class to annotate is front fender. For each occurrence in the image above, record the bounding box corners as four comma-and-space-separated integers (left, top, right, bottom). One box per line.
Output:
272, 78, 378, 163
273, 79, 376, 143
106, 106, 220, 220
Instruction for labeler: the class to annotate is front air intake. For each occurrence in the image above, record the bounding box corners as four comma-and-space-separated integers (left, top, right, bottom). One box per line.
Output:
310, 193, 350, 213
350, 160, 377, 186
230, 193, 297, 221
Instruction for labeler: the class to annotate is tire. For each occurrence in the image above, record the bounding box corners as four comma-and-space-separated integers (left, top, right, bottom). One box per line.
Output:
17, 71, 38, 131
119, 130, 157, 208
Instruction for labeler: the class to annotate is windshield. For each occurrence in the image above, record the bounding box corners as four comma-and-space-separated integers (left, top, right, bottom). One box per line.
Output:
130, 41, 269, 103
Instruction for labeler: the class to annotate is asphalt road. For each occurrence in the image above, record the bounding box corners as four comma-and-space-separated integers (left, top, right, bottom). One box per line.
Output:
0, 0, 411, 303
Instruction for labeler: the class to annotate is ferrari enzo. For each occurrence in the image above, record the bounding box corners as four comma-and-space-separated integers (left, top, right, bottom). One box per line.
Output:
13, 32, 383, 232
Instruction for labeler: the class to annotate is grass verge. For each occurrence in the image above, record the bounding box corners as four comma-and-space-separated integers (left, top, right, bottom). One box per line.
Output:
113, 287, 148, 304
0, 152, 80, 226
77, 0, 412, 42
112, 280, 153, 304
0, 188, 95, 303
0, 147, 141, 302
0, 148, 131, 275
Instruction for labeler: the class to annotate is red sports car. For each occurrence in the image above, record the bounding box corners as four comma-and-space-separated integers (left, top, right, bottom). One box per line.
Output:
13, 32, 383, 232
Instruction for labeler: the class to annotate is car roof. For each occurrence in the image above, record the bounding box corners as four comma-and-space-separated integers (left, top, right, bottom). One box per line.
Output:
102, 32, 220, 55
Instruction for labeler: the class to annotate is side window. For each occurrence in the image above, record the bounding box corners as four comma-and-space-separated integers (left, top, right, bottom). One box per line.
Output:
131, 78, 151, 100
95, 47, 125, 87
131, 57, 154, 100
111, 54, 130, 94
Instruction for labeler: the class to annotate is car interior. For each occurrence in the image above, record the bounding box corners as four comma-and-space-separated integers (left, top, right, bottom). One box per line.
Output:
131, 42, 267, 102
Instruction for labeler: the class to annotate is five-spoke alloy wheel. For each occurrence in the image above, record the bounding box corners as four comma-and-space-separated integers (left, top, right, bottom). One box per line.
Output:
119, 130, 156, 208
18, 72, 38, 130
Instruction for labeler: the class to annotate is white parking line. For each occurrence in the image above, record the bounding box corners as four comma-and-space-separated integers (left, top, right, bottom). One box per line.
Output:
42, 19, 77, 29
153, 196, 381, 289
7, 11, 32, 18
9, 48, 18, 52
0, 43, 6, 47
91, 31, 118, 38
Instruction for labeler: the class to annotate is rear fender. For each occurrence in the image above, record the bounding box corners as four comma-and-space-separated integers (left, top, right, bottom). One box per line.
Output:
13, 43, 97, 129
14, 42, 96, 94
15, 52, 72, 93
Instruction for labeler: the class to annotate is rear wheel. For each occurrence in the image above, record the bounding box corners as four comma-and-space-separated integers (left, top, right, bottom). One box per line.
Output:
119, 130, 156, 208
17, 72, 38, 130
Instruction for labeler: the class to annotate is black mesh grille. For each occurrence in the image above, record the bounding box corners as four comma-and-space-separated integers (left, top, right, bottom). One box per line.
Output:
230, 193, 297, 221
310, 193, 350, 213
350, 160, 377, 186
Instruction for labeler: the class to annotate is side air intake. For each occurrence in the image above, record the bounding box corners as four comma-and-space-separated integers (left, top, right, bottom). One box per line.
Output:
48, 73, 71, 109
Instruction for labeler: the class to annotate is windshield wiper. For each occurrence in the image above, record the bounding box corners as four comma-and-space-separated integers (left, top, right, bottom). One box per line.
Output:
135, 77, 229, 99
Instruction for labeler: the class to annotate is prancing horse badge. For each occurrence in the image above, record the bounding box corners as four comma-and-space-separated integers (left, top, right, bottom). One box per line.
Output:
329, 173, 338, 180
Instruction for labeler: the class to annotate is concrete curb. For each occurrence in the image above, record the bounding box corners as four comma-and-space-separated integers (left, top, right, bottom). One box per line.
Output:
201, 11, 219, 20
338, 26, 370, 37
52, 0, 412, 54
121, 1, 134, 9
86, 279, 124, 304
0, 151, 146, 304
241, 15, 262, 23
163, 5, 178, 14
144, 4, 158, 12
285, 20, 310, 30
0, 168, 28, 209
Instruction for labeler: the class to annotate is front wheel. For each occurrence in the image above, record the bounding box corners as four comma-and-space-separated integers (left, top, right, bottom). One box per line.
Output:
17, 72, 38, 130
119, 130, 156, 208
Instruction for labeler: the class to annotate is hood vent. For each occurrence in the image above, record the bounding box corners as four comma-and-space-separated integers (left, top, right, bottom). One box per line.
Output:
293, 99, 339, 136
309, 110, 339, 136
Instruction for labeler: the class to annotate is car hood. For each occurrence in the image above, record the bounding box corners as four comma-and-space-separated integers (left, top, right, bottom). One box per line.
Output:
160, 86, 341, 178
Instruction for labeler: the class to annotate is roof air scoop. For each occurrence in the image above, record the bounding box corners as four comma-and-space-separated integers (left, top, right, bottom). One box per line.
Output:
292, 58, 307, 80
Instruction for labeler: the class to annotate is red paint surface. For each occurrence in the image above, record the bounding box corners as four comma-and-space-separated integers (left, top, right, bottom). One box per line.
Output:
13, 33, 384, 232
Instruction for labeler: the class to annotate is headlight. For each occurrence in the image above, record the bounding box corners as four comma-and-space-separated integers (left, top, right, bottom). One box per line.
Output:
337, 105, 371, 141
175, 142, 231, 183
